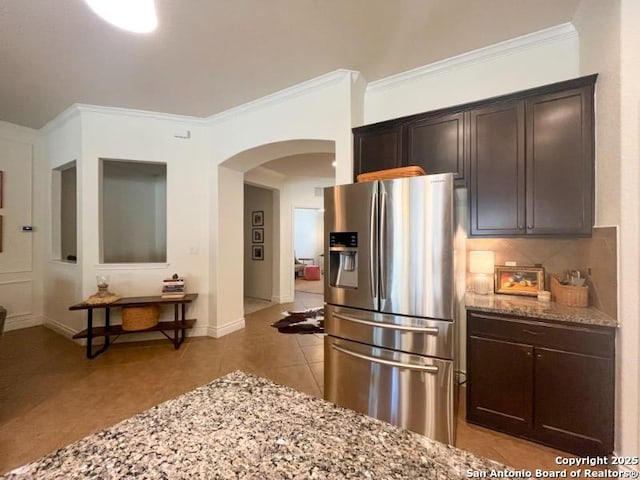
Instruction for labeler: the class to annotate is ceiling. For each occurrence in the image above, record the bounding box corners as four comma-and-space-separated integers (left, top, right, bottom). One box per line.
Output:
260, 153, 335, 179
0, 0, 583, 130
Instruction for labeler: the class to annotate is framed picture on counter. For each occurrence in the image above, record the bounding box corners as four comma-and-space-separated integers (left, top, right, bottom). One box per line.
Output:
494, 265, 544, 296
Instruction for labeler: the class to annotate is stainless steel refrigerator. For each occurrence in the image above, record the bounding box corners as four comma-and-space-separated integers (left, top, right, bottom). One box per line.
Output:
324, 173, 456, 445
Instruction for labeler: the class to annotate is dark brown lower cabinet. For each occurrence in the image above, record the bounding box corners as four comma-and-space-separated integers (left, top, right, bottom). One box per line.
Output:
468, 336, 533, 436
466, 310, 615, 456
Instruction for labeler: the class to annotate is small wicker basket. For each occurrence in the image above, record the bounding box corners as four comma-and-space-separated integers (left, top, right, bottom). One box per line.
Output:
550, 275, 588, 307
122, 305, 159, 331
356, 166, 426, 183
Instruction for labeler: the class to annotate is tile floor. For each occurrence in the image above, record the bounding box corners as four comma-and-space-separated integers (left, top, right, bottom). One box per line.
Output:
0, 290, 578, 475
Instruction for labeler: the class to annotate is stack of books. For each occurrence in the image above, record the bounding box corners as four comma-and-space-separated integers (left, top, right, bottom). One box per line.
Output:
162, 277, 185, 299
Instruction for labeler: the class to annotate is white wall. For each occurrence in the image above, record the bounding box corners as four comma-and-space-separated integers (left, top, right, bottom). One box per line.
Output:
244, 184, 274, 300
574, 0, 621, 228
364, 24, 580, 125
294, 208, 323, 264
42, 108, 211, 338
208, 71, 359, 331
0, 121, 41, 331
617, 0, 640, 458
43, 113, 84, 335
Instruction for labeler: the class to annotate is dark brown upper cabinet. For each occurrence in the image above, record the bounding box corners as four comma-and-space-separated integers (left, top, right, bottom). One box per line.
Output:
469, 100, 526, 236
524, 86, 594, 236
353, 74, 596, 237
353, 113, 466, 186
469, 80, 595, 237
406, 112, 466, 186
353, 124, 403, 179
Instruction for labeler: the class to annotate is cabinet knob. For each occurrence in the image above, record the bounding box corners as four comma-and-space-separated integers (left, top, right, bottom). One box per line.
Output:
525, 351, 532, 357
528, 224, 533, 229
536, 354, 542, 359
519, 224, 524, 229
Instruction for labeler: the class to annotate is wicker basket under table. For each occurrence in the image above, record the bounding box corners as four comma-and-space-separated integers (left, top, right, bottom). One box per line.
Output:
122, 304, 160, 331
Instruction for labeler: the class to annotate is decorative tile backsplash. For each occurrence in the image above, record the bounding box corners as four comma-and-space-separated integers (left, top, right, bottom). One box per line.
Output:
466, 226, 617, 319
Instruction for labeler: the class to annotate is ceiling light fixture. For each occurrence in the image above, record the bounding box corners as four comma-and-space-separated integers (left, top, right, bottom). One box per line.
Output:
84, 0, 158, 33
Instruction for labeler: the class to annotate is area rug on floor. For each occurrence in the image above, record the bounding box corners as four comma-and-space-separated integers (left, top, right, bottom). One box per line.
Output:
271, 307, 324, 334
1, 371, 500, 479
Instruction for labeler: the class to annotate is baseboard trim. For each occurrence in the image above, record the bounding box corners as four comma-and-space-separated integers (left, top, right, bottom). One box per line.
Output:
208, 317, 245, 338
5, 315, 44, 332
43, 317, 76, 338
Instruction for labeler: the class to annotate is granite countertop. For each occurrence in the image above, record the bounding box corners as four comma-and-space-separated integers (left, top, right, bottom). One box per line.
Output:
465, 292, 618, 328
2, 371, 503, 480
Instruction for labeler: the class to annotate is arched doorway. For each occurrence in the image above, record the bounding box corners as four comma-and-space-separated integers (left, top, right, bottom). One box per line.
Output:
210, 139, 336, 337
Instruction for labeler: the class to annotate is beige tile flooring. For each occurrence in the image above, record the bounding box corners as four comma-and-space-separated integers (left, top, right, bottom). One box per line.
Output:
0, 291, 577, 475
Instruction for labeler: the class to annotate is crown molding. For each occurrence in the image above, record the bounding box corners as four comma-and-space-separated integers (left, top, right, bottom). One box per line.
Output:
41, 103, 207, 134
40, 69, 357, 133
75, 104, 208, 125
206, 69, 358, 125
367, 23, 578, 93
40, 104, 83, 134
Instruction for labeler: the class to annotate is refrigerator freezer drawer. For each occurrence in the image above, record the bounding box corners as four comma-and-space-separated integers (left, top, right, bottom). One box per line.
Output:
325, 304, 454, 360
325, 336, 456, 445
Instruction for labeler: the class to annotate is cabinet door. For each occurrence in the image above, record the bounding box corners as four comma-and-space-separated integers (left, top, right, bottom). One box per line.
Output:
406, 112, 466, 187
353, 125, 403, 181
534, 347, 614, 455
525, 86, 594, 235
467, 335, 533, 436
469, 101, 526, 236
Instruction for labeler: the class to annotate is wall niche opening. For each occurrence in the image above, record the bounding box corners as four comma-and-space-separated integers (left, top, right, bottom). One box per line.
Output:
52, 161, 77, 262
100, 159, 167, 264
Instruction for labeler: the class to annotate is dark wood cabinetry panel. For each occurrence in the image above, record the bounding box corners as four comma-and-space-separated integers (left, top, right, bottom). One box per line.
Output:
534, 347, 614, 455
469, 101, 525, 236
467, 336, 533, 435
406, 112, 466, 186
353, 75, 595, 236
525, 86, 594, 235
469, 76, 596, 237
353, 125, 403, 181
466, 310, 614, 456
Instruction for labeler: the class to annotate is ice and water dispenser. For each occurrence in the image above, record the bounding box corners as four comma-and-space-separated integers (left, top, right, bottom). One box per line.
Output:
328, 232, 358, 288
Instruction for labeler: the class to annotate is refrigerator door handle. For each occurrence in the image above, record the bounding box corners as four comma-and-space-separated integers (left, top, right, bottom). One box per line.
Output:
369, 190, 378, 302
330, 344, 440, 373
379, 190, 388, 301
333, 313, 440, 335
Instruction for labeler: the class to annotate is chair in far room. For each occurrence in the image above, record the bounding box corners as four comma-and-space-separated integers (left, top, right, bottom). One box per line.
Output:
294, 255, 305, 278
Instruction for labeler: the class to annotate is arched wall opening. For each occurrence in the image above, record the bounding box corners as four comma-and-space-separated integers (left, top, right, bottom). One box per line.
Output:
211, 139, 336, 337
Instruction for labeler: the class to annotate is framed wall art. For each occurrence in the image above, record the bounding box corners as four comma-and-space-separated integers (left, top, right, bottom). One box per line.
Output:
252, 228, 264, 244
494, 265, 544, 296
251, 211, 264, 226
252, 244, 264, 261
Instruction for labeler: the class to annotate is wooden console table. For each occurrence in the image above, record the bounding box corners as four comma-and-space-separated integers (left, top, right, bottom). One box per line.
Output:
69, 294, 198, 359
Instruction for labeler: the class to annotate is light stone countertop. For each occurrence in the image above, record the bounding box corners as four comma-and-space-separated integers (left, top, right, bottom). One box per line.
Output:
2, 371, 505, 480
465, 292, 618, 328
